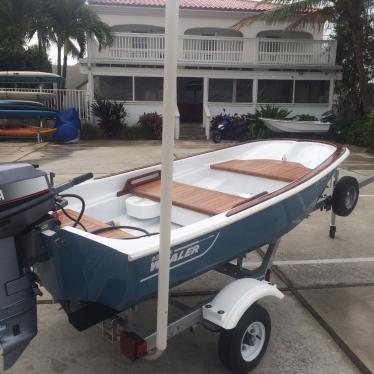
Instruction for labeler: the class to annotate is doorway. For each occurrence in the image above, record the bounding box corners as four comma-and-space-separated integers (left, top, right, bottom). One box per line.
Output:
177, 78, 204, 123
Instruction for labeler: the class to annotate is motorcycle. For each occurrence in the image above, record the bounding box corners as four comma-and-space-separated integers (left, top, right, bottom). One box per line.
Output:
211, 109, 257, 143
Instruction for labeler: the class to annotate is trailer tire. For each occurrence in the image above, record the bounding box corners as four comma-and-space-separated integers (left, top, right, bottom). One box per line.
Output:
218, 303, 271, 373
332, 176, 359, 217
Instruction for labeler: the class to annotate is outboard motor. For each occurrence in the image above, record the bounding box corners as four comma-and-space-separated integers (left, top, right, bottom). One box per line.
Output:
0, 163, 55, 369
0, 163, 92, 369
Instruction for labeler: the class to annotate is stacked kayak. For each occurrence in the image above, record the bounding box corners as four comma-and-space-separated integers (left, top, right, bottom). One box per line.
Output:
0, 125, 56, 137
0, 100, 58, 119
0, 91, 55, 101
0, 71, 64, 84
0, 100, 57, 138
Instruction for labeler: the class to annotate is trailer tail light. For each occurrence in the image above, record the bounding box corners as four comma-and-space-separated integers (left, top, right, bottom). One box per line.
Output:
120, 331, 148, 361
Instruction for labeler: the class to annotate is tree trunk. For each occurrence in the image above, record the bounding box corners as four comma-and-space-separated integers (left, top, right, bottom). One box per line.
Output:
346, 0, 371, 115
62, 52, 68, 90
38, 35, 43, 70
57, 42, 62, 88
56, 39, 63, 91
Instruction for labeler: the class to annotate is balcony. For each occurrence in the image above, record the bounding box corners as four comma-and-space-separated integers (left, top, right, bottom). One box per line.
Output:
89, 33, 337, 67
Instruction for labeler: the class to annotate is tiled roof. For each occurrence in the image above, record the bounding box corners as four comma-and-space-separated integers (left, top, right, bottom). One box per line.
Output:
90, 0, 277, 12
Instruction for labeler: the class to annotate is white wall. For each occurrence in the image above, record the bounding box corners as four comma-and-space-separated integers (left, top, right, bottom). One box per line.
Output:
125, 102, 163, 126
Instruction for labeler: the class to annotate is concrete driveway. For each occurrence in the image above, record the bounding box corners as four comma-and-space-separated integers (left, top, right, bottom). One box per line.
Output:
2, 140, 374, 374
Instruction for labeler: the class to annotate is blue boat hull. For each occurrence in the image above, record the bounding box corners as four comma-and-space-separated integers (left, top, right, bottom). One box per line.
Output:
35, 172, 332, 311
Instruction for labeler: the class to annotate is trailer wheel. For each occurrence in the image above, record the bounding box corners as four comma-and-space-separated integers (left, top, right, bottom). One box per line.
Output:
218, 303, 271, 373
329, 225, 336, 239
332, 176, 359, 217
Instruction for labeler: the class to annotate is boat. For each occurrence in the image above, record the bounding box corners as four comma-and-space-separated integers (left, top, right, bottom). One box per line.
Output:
0, 139, 358, 370
0, 125, 56, 137
0, 91, 55, 100
261, 117, 331, 133
0, 100, 56, 115
0, 71, 64, 84
0, 109, 58, 119
0, 100, 46, 107
28, 140, 349, 317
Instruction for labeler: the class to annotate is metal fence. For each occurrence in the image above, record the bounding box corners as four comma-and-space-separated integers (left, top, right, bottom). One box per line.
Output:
0, 88, 90, 120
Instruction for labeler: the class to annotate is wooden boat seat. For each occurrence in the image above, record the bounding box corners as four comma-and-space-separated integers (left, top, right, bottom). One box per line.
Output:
210, 159, 312, 182
130, 180, 246, 216
59, 209, 134, 239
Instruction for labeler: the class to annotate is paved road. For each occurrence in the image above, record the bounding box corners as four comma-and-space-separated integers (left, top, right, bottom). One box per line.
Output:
2, 140, 373, 374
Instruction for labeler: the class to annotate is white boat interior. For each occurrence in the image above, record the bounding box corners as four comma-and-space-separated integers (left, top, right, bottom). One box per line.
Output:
59, 140, 347, 259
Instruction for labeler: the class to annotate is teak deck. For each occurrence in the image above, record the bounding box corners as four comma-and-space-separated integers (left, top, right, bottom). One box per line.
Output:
59, 209, 134, 239
210, 159, 312, 182
131, 180, 246, 216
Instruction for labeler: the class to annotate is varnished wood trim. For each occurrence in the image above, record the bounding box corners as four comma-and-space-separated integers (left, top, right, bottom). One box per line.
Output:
117, 170, 161, 197
229, 191, 269, 210
226, 144, 346, 217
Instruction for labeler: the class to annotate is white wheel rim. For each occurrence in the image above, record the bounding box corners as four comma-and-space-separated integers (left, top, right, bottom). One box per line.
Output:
240, 321, 266, 362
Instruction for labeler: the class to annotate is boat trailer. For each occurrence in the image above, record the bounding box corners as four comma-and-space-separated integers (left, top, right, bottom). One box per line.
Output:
96, 169, 374, 373
98, 239, 283, 373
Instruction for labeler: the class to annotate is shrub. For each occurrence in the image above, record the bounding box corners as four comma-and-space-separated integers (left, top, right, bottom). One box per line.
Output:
80, 123, 102, 140
138, 112, 163, 139
91, 99, 128, 137
292, 114, 318, 121
123, 125, 152, 140
342, 112, 374, 149
255, 105, 292, 119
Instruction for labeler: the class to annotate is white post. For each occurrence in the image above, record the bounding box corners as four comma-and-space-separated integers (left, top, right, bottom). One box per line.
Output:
154, 0, 180, 357
87, 36, 95, 121
253, 78, 258, 112
203, 77, 210, 139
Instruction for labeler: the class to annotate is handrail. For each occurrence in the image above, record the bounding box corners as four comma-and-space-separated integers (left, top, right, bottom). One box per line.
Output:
109, 32, 336, 45
90, 33, 337, 66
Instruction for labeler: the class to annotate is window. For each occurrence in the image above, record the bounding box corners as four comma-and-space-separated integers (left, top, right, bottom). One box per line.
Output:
258, 80, 293, 103
134, 77, 163, 101
236, 79, 253, 103
208, 79, 233, 102
94, 76, 133, 101
295, 80, 330, 103
208, 79, 253, 103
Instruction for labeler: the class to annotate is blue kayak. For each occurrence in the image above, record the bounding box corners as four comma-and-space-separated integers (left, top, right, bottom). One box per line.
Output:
0, 100, 46, 107
0, 109, 58, 119
0, 71, 64, 84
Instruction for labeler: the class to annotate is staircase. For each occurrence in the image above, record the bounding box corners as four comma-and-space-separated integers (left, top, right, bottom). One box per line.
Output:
179, 123, 206, 140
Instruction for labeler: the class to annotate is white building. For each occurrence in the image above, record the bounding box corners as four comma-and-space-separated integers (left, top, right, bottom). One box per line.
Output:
81, 0, 341, 139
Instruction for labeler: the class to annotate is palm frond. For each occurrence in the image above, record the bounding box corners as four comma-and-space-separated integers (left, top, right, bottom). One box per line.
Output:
234, 0, 332, 31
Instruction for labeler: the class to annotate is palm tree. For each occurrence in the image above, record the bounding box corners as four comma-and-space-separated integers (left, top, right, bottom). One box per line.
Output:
0, 0, 33, 50
235, 0, 372, 115
42, 0, 113, 87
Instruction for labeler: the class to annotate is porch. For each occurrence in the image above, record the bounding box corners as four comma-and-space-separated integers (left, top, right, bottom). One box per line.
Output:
88, 33, 338, 68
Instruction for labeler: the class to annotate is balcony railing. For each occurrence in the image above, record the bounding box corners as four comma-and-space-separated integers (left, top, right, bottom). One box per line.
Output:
90, 32, 337, 67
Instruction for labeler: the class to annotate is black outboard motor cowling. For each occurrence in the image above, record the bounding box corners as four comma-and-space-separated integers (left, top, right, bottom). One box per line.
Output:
0, 163, 54, 370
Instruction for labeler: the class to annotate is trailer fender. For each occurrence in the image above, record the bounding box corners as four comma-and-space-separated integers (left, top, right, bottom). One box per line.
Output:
202, 278, 283, 330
